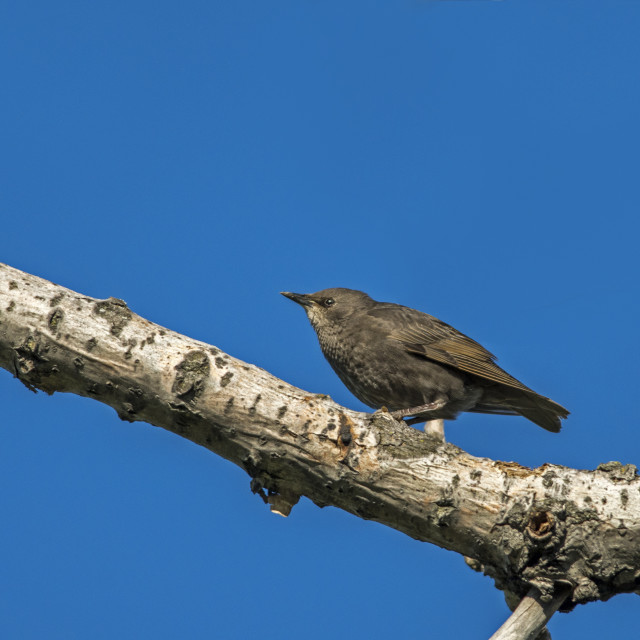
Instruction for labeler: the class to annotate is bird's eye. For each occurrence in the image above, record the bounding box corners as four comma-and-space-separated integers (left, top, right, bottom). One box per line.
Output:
324, 298, 335, 307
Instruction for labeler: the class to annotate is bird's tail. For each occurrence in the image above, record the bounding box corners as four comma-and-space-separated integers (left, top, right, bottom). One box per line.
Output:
470, 388, 569, 433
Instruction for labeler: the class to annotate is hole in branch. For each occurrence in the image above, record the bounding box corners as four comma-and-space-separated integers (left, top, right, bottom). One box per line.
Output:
527, 510, 555, 540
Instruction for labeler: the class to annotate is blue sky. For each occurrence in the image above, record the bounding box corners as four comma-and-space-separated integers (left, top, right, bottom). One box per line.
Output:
1, 1, 639, 637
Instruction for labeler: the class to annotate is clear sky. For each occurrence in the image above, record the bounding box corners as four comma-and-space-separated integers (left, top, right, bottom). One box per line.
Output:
1, 1, 639, 638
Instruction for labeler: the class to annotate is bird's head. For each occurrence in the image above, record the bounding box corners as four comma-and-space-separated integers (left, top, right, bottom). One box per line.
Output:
280, 288, 374, 329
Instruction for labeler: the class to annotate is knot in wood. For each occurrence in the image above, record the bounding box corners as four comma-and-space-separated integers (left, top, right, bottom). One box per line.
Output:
526, 510, 555, 541
338, 413, 353, 446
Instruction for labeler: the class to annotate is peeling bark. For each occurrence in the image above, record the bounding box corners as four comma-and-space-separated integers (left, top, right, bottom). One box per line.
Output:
1, 262, 639, 618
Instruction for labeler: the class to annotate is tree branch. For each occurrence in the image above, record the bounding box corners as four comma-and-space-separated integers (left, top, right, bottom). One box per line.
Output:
490, 585, 571, 640
1, 262, 639, 615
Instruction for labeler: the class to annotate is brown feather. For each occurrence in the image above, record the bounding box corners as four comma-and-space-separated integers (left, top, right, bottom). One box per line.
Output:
284, 289, 569, 433
391, 323, 534, 394
390, 320, 568, 432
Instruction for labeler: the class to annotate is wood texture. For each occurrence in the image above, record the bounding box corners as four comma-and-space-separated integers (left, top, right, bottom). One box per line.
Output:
1, 262, 639, 616
490, 586, 570, 640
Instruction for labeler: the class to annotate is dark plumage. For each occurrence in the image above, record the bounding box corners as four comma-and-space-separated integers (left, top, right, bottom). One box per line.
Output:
281, 288, 569, 432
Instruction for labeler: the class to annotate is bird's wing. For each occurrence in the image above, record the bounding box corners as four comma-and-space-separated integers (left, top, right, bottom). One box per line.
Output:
383, 311, 535, 393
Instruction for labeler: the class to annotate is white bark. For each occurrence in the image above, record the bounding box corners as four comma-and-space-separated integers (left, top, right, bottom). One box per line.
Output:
1, 262, 639, 621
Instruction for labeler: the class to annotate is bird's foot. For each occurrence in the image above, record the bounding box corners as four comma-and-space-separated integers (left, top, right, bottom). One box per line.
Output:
370, 407, 399, 428
389, 400, 446, 420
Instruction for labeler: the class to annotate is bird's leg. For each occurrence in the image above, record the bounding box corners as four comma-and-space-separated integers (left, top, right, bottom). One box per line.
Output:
424, 419, 445, 441
389, 400, 446, 420
403, 415, 445, 440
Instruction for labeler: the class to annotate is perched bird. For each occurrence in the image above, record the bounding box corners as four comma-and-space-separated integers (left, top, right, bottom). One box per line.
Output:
281, 288, 569, 432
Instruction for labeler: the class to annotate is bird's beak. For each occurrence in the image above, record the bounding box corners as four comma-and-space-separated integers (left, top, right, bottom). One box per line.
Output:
280, 291, 313, 307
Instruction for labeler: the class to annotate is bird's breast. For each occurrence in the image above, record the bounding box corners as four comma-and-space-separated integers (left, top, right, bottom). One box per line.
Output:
314, 319, 471, 412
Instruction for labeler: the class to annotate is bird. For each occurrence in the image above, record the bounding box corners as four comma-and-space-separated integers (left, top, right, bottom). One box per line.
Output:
281, 288, 569, 432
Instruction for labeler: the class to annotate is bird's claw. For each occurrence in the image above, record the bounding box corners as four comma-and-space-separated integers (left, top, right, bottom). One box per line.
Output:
389, 400, 446, 420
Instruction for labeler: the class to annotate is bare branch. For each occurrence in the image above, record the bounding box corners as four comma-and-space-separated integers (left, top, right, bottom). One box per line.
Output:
1, 262, 639, 612
490, 585, 571, 640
